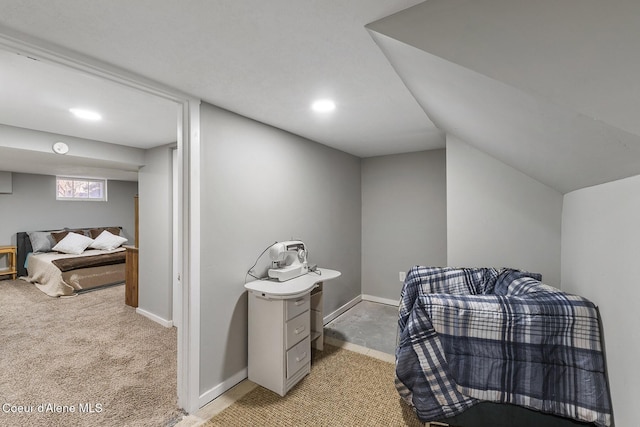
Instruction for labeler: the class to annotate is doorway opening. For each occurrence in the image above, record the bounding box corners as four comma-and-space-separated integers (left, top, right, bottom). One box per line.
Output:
0, 33, 201, 413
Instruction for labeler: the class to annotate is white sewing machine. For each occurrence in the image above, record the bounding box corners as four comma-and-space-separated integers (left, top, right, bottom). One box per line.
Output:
267, 240, 309, 281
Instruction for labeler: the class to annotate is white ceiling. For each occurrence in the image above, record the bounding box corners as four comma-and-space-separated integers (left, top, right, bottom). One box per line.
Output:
1, 1, 640, 192
369, 31, 640, 193
367, 0, 640, 193
0, 0, 442, 165
369, 0, 640, 140
0, 49, 178, 148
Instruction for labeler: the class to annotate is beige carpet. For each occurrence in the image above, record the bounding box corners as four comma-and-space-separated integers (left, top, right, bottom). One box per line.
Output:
203, 344, 424, 427
0, 280, 182, 427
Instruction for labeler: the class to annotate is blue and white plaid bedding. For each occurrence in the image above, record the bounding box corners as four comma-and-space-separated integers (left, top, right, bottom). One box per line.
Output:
395, 266, 612, 426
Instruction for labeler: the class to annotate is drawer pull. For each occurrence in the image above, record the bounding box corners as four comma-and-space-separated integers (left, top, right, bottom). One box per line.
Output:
295, 352, 307, 363
294, 326, 306, 335
294, 299, 306, 306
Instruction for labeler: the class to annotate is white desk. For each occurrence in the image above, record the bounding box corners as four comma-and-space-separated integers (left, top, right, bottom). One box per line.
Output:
244, 268, 341, 396
245, 268, 341, 299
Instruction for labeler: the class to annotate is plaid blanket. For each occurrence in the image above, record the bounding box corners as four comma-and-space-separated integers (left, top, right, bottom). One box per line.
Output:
395, 266, 612, 426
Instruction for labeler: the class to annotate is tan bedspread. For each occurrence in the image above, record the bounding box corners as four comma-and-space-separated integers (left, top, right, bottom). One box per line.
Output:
23, 248, 125, 297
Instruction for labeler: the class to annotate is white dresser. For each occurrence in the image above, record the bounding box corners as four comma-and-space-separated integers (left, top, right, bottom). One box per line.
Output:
244, 268, 341, 396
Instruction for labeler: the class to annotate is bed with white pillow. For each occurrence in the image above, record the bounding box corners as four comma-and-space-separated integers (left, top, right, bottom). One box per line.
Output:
17, 227, 128, 297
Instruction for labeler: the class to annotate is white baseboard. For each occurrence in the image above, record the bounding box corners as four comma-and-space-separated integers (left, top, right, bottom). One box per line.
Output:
135, 307, 173, 328
199, 368, 248, 409
361, 294, 399, 307
323, 294, 362, 325
323, 294, 399, 325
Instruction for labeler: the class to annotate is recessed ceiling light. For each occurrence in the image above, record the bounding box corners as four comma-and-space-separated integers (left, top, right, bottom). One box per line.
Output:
69, 108, 102, 121
311, 99, 336, 113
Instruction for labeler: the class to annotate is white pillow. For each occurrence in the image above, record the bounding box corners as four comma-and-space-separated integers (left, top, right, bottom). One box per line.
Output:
52, 232, 94, 255
89, 230, 128, 251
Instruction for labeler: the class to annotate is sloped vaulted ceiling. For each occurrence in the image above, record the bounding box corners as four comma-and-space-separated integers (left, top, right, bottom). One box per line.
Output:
367, 0, 640, 194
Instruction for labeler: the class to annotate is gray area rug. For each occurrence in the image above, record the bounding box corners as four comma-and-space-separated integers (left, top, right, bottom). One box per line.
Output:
0, 280, 181, 427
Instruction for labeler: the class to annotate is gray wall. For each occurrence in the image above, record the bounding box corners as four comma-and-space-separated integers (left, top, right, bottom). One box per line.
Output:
0, 172, 137, 247
198, 103, 361, 397
137, 145, 174, 322
0, 171, 11, 193
361, 150, 447, 301
561, 175, 640, 427
446, 135, 563, 285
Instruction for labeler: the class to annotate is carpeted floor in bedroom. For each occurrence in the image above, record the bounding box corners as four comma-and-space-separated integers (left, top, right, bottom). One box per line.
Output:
0, 279, 182, 427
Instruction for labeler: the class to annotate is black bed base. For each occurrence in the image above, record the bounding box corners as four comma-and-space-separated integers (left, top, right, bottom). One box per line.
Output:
434, 402, 596, 427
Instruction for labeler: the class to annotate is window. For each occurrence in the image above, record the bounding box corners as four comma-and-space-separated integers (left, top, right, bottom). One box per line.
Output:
56, 177, 107, 201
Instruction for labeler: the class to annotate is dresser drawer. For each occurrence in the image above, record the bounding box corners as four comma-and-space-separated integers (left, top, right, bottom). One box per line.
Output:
286, 294, 310, 321
286, 311, 310, 349
286, 336, 310, 378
